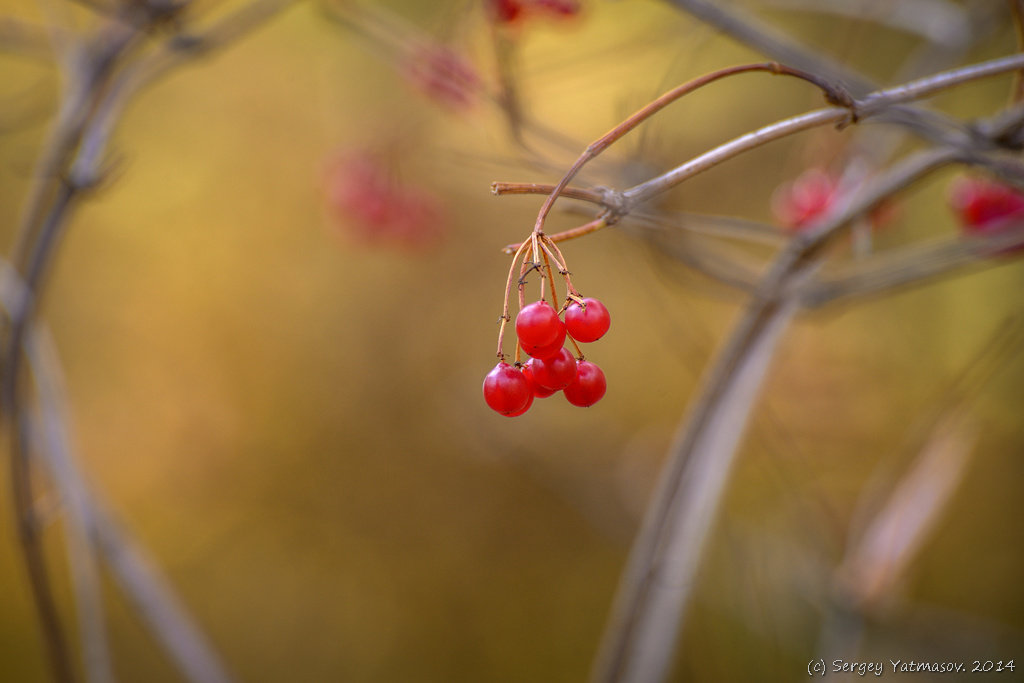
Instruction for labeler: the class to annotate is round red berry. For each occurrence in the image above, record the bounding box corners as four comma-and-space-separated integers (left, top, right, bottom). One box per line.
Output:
523, 322, 566, 359
949, 176, 1024, 233
563, 360, 606, 407
516, 300, 564, 350
505, 391, 534, 416
522, 359, 557, 398
530, 347, 578, 390
565, 298, 610, 343
483, 362, 531, 416
771, 168, 836, 230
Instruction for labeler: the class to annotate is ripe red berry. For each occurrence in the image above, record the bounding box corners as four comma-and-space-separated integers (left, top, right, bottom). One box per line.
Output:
563, 360, 606, 407
483, 362, 531, 416
530, 347, 578, 390
522, 359, 557, 398
516, 300, 564, 349
949, 176, 1024, 235
565, 297, 610, 343
523, 323, 565, 359
506, 391, 534, 416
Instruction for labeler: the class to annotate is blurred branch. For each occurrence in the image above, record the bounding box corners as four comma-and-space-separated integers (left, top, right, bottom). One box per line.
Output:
27, 329, 236, 683
836, 413, 976, 612
802, 227, 1024, 308
2, 2, 296, 680
660, 0, 876, 94
1, 24, 138, 682
758, 0, 970, 48
0, 260, 235, 683
818, 312, 1024, 658
624, 53, 1024, 206
591, 146, 957, 683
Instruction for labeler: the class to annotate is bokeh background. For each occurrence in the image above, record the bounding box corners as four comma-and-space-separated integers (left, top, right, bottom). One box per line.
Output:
0, 0, 1022, 680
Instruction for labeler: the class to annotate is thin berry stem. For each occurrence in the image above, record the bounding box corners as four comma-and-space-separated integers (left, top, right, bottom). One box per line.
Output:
496, 238, 533, 359
503, 216, 609, 254
567, 334, 584, 360
539, 246, 560, 310
540, 236, 580, 298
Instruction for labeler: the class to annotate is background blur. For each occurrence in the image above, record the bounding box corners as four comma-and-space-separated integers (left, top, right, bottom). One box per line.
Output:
0, 0, 1022, 681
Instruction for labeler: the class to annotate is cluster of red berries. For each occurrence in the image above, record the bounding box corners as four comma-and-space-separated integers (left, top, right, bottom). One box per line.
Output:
483, 297, 610, 416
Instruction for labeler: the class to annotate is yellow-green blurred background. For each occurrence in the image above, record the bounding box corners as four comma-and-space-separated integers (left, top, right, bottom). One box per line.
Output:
0, 0, 1022, 680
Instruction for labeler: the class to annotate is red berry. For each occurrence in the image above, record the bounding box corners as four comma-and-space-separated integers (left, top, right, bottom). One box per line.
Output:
483, 362, 531, 416
324, 151, 446, 249
949, 176, 1024, 235
488, 0, 524, 23
506, 391, 534, 416
522, 359, 557, 398
771, 168, 837, 230
563, 360, 606, 407
403, 44, 480, 111
530, 347, 578, 390
565, 297, 610, 343
534, 0, 581, 18
516, 300, 564, 349
522, 322, 565, 359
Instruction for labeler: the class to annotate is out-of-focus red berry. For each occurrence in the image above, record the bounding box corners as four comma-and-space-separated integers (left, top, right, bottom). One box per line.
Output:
323, 151, 446, 250
486, 0, 581, 26
403, 44, 480, 111
533, 0, 581, 18
771, 168, 837, 230
949, 176, 1024, 235
488, 0, 524, 23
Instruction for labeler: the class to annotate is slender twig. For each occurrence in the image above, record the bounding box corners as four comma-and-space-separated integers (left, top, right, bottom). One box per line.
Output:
503, 217, 608, 255
491, 182, 608, 207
